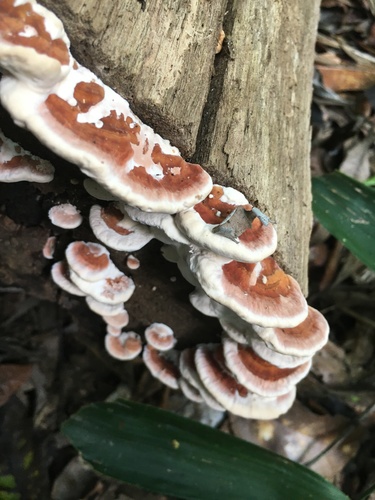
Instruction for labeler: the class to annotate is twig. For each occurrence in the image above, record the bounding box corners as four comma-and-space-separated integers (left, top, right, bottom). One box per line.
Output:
319, 240, 344, 291
355, 481, 375, 500
336, 306, 375, 330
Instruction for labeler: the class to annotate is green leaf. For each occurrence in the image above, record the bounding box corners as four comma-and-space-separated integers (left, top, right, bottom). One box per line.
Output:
62, 400, 347, 500
312, 172, 375, 270
364, 175, 375, 186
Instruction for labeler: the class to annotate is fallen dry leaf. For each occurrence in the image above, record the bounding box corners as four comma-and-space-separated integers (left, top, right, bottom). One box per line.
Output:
317, 64, 375, 91
0, 363, 33, 406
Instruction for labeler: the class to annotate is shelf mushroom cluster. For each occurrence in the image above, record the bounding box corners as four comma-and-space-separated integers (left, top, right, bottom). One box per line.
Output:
0, 0, 330, 419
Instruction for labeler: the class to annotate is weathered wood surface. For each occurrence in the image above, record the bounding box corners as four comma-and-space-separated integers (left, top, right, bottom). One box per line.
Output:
40, 0, 226, 156
40, 0, 319, 292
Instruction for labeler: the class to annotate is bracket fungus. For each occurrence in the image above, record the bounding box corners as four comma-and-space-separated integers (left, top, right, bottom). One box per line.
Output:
0, 0, 330, 420
105, 332, 142, 361
176, 185, 277, 262
194, 344, 296, 419
144, 323, 177, 351
89, 204, 153, 252
48, 203, 82, 229
142, 346, 180, 390
0, 0, 213, 213
0, 128, 54, 183
189, 251, 308, 329
222, 338, 311, 398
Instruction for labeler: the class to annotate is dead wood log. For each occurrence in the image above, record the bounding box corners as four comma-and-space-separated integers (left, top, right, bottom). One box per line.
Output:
39, 0, 319, 293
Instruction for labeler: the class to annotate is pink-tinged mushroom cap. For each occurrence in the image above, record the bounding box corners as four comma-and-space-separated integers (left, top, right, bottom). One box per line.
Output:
189, 287, 225, 318
247, 335, 312, 369
51, 260, 86, 297
144, 323, 176, 351
0, 61, 212, 213
251, 306, 330, 357
0, 0, 71, 89
142, 345, 180, 389
70, 268, 135, 305
42, 235, 56, 259
106, 325, 122, 337
222, 337, 311, 397
194, 344, 296, 419
122, 204, 190, 245
175, 185, 277, 263
178, 378, 204, 404
179, 348, 225, 412
190, 250, 308, 328
89, 204, 153, 252
65, 241, 114, 282
48, 203, 82, 229
105, 331, 142, 360
220, 310, 312, 368
85, 296, 125, 317
103, 310, 129, 329
0, 129, 54, 183
126, 254, 140, 270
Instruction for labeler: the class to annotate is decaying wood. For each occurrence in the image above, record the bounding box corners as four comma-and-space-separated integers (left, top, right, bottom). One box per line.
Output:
40, 0, 319, 292
195, 0, 320, 293
40, 0, 227, 156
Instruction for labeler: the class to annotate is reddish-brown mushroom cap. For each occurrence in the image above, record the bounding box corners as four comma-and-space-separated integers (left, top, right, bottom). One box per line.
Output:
105, 332, 142, 360
51, 260, 85, 297
48, 203, 82, 229
70, 268, 135, 305
248, 335, 312, 369
178, 378, 204, 404
126, 254, 140, 270
0, 128, 54, 183
89, 204, 153, 252
194, 344, 296, 419
0, 61, 213, 213
65, 242, 135, 303
220, 310, 312, 368
106, 325, 122, 337
144, 323, 176, 351
142, 345, 180, 389
0, 0, 71, 88
123, 204, 190, 245
85, 296, 125, 317
179, 348, 225, 412
103, 310, 129, 329
190, 250, 308, 328
65, 241, 115, 282
222, 337, 311, 397
42, 236, 56, 259
175, 185, 277, 263
251, 306, 330, 357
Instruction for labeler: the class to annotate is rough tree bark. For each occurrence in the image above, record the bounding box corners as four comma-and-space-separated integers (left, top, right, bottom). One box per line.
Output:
39, 0, 319, 293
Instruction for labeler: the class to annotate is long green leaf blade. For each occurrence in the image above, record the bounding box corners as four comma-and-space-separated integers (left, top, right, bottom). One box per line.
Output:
62, 400, 347, 500
312, 172, 375, 270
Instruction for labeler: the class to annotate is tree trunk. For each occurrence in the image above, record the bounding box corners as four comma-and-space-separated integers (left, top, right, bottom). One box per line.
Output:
39, 0, 319, 293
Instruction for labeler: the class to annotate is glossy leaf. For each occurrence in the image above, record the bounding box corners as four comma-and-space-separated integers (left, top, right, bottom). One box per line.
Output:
312, 172, 375, 270
62, 400, 347, 500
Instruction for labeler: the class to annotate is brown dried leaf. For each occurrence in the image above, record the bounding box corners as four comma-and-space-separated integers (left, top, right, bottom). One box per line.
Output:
317, 64, 375, 91
0, 363, 33, 406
